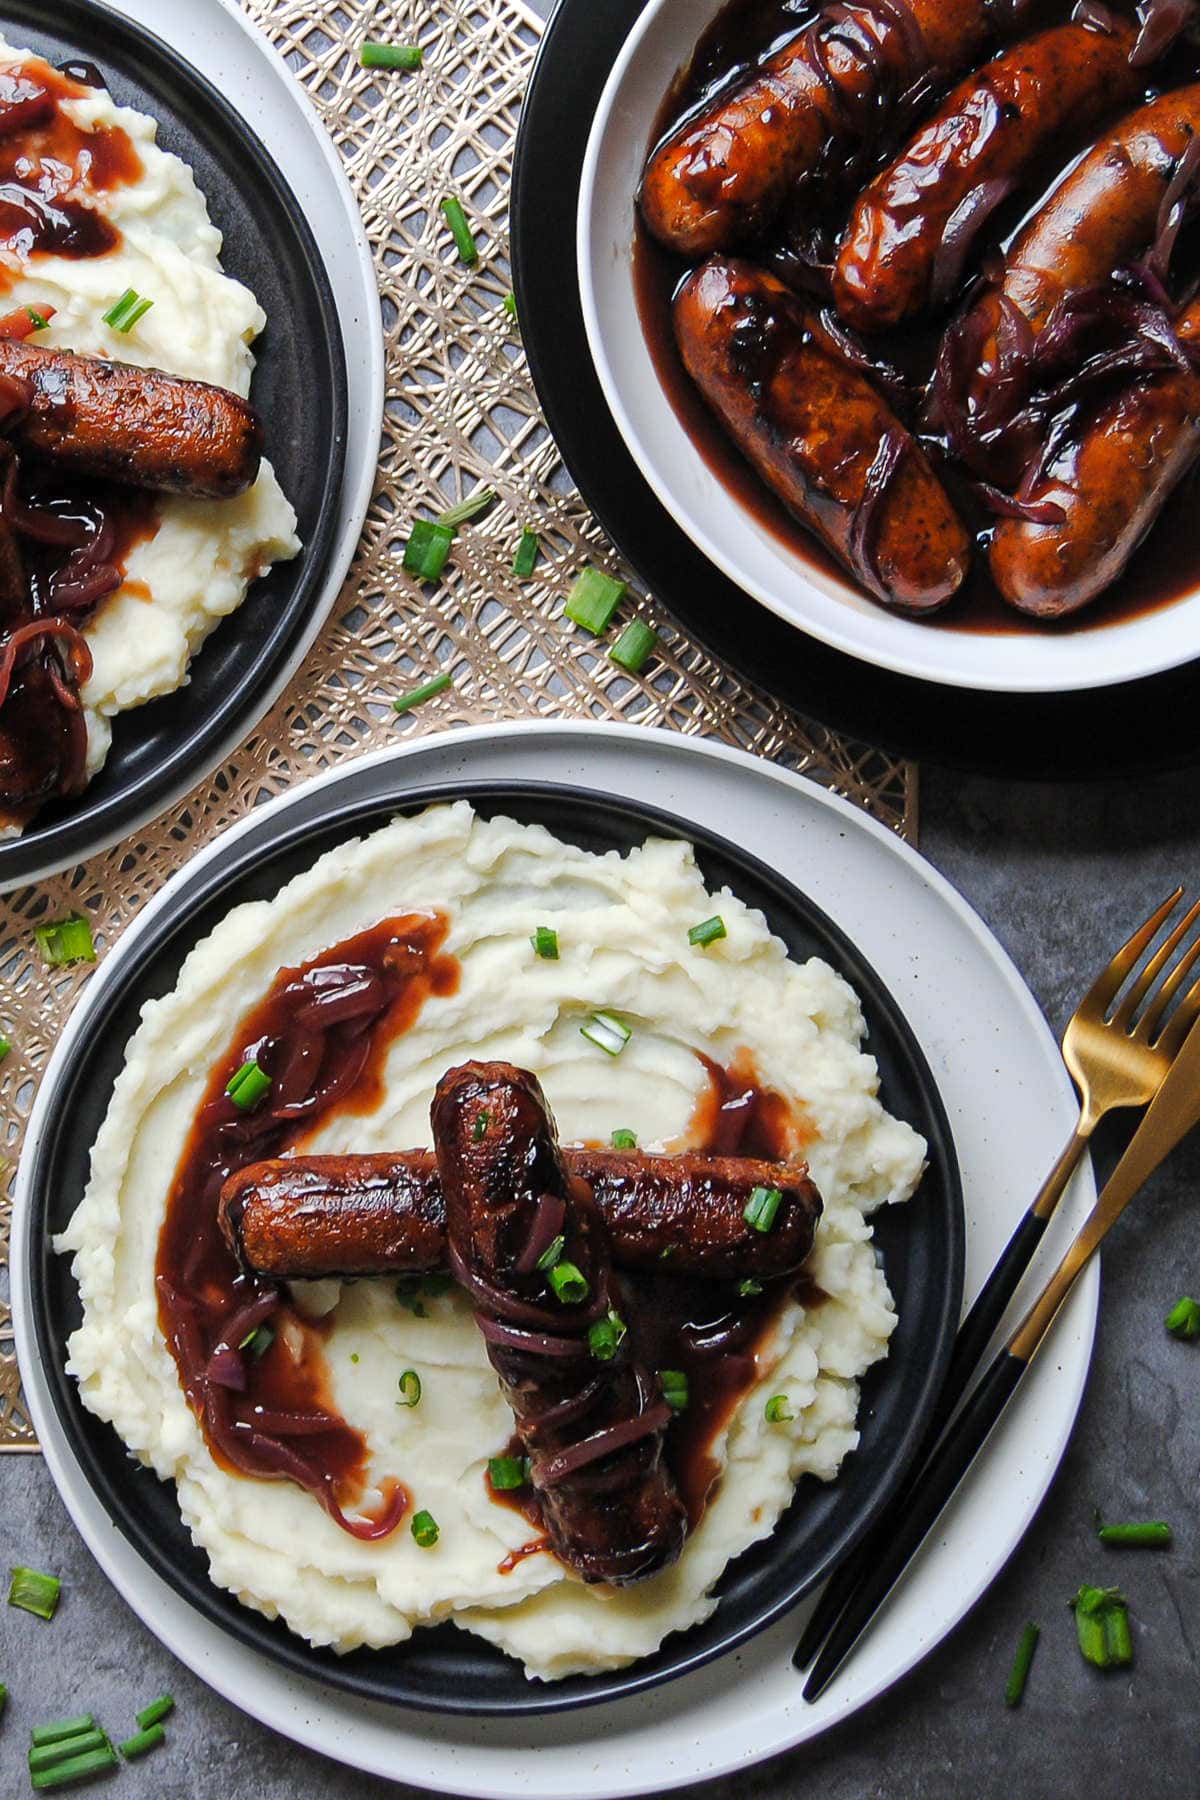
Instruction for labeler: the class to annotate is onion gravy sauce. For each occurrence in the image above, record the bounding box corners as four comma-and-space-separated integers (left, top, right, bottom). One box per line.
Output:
0, 59, 141, 270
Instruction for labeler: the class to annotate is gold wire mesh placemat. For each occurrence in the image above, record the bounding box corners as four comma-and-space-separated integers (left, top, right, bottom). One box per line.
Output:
0, 0, 914, 1448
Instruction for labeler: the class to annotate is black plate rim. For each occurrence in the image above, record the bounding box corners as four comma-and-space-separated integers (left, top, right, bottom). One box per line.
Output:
0, 0, 350, 885
24, 770, 963, 1717
511, 0, 1200, 780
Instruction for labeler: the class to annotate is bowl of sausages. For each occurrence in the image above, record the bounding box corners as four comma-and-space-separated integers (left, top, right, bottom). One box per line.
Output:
578, 0, 1200, 694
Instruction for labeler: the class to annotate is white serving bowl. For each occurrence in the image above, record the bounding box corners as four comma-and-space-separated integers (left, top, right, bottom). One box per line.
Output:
577, 0, 1200, 695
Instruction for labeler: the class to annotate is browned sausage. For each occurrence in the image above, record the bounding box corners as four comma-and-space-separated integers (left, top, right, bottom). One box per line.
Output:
0, 340, 263, 498
640, 0, 994, 257
833, 20, 1141, 333
434, 1062, 687, 1586
989, 297, 1200, 616
674, 256, 971, 610
219, 1147, 822, 1281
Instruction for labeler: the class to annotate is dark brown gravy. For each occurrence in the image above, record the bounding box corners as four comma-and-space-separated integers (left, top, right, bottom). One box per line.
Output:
0, 60, 140, 273
635, 0, 1200, 634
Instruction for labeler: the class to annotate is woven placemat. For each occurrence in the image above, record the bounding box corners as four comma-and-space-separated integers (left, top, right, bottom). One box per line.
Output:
0, 0, 915, 1449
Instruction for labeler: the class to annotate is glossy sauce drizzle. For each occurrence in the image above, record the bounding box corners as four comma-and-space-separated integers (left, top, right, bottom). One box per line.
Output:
0, 59, 140, 270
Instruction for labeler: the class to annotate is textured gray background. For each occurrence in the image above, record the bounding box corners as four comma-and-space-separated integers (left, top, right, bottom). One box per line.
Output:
4, 0, 1200, 1791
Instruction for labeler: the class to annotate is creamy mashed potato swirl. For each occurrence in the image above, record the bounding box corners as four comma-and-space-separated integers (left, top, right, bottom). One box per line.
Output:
59, 804, 926, 1680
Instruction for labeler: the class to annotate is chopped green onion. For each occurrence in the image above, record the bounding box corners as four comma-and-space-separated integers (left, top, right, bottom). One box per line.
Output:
743, 1185, 783, 1233
33, 914, 96, 968
580, 1010, 631, 1057
394, 671, 453, 714
26, 307, 49, 331
660, 1369, 689, 1412
1097, 1520, 1172, 1547
736, 1278, 763, 1297
441, 195, 478, 265
503, 291, 518, 322
547, 1260, 589, 1304
118, 1724, 165, 1760
411, 1509, 439, 1548
240, 1324, 273, 1360
487, 1456, 529, 1491
0, 1682, 6, 1716
350, 1352, 360, 1364
0, 1035, 10, 1062
436, 486, 496, 529
587, 1309, 626, 1362
1071, 1585, 1133, 1668
535, 1233, 565, 1273
658, 1244, 675, 1261
610, 1128, 637, 1150
422, 1273, 453, 1299
1004, 1622, 1040, 1707
31, 1744, 119, 1790
512, 529, 539, 578
403, 518, 455, 582
29, 1730, 110, 1773
102, 288, 153, 333
687, 915, 727, 948
1164, 1295, 1200, 1338
397, 1369, 422, 1408
473, 1111, 491, 1142
565, 567, 627, 635
530, 924, 559, 960
225, 1058, 271, 1112
764, 1394, 794, 1424
360, 41, 423, 70
609, 618, 658, 675
30, 1719, 94, 1748
9, 1567, 60, 1620
395, 1274, 429, 1316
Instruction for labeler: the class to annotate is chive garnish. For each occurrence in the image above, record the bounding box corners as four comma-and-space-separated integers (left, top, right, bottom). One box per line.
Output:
118, 1723, 165, 1759
547, 1260, 589, 1304
441, 195, 478, 265
436, 486, 496, 529
687, 915, 727, 948
764, 1394, 794, 1424
0, 1035, 10, 1062
9, 1567, 60, 1620
360, 41, 423, 70
736, 1278, 763, 1297
33, 914, 96, 968
580, 1010, 631, 1056
1071, 1585, 1133, 1668
564, 567, 627, 635
587, 1309, 626, 1361
394, 672, 453, 714
30, 1718, 94, 1747
1164, 1295, 1200, 1338
1004, 1622, 1040, 1707
31, 1743, 118, 1789
660, 1369, 689, 1412
423, 1273, 453, 1298
26, 307, 49, 331
397, 1369, 422, 1408
411, 1509, 439, 1548
102, 288, 153, 333
473, 1111, 491, 1142
534, 1233, 565, 1273
512, 529, 539, 578
0, 1682, 6, 1717
403, 518, 455, 582
226, 1058, 271, 1112
1097, 1520, 1172, 1547
488, 1456, 529, 1491
240, 1324, 273, 1360
503, 291, 518, 322
609, 618, 658, 675
29, 1729, 110, 1773
610, 1128, 637, 1150
743, 1185, 783, 1233
530, 924, 559, 960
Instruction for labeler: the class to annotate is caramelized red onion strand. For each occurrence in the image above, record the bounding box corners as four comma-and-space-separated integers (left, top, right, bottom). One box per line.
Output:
515, 1191, 567, 1275
930, 177, 1017, 309
536, 1401, 673, 1486
847, 427, 908, 598
476, 1314, 590, 1358
1131, 0, 1198, 64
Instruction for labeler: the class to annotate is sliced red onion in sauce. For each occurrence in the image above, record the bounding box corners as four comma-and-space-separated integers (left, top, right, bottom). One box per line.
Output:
536, 1401, 673, 1487
930, 177, 1017, 310
972, 480, 1068, 525
476, 1314, 590, 1359
205, 1346, 247, 1392
1131, 0, 1198, 64
847, 427, 908, 598
515, 1191, 567, 1276
1071, 0, 1122, 34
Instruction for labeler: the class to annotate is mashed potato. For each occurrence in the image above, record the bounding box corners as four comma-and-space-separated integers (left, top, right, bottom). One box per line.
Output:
59, 804, 925, 1680
0, 40, 300, 791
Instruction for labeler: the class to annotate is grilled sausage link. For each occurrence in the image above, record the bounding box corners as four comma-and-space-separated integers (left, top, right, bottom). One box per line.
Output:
674, 256, 970, 610
220, 1148, 822, 1281
0, 339, 263, 498
640, 0, 993, 257
833, 20, 1141, 333
989, 297, 1200, 616
434, 1062, 687, 1586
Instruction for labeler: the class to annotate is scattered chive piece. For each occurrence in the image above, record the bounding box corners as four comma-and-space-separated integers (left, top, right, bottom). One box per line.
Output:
512, 529, 539, 578
350, 1352, 360, 1364
403, 518, 455, 582
530, 925, 559, 960
610, 1127, 637, 1150
30, 1744, 118, 1790
436, 486, 496, 529
1164, 1295, 1200, 1338
423, 1273, 454, 1299
1004, 1621, 1040, 1707
360, 41, 423, 70
441, 195, 478, 265
0, 1035, 10, 1062
687, 915, 727, 949
587, 1309, 626, 1362
660, 1369, 689, 1412
29, 1730, 110, 1773
609, 618, 658, 675
8, 1568, 60, 1620
30, 1719, 94, 1748
743, 1184, 783, 1233
240, 1324, 273, 1360
225, 1058, 271, 1112
580, 1010, 631, 1057
764, 1394, 794, 1424
658, 1245, 675, 1261
488, 1456, 528, 1491
1097, 1520, 1172, 1547
1071, 1585, 1133, 1668
503, 291, 518, 322
473, 1111, 491, 1142
33, 914, 96, 968
548, 1260, 589, 1305
26, 307, 49, 331
0, 1682, 6, 1716
411, 1509, 439, 1548
397, 1369, 422, 1409
394, 671, 453, 714
736, 1278, 763, 1297
564, 567, 627, 635
102, 288, 152, 333
118, 1724, 164, 1760
535, 1233, 565, 1274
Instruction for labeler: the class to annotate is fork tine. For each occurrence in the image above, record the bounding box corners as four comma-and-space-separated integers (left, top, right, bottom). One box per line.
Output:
1144, 945, 1200, 1048
1113, 894, 1200, 1031
1078, 887, 1183, 1015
